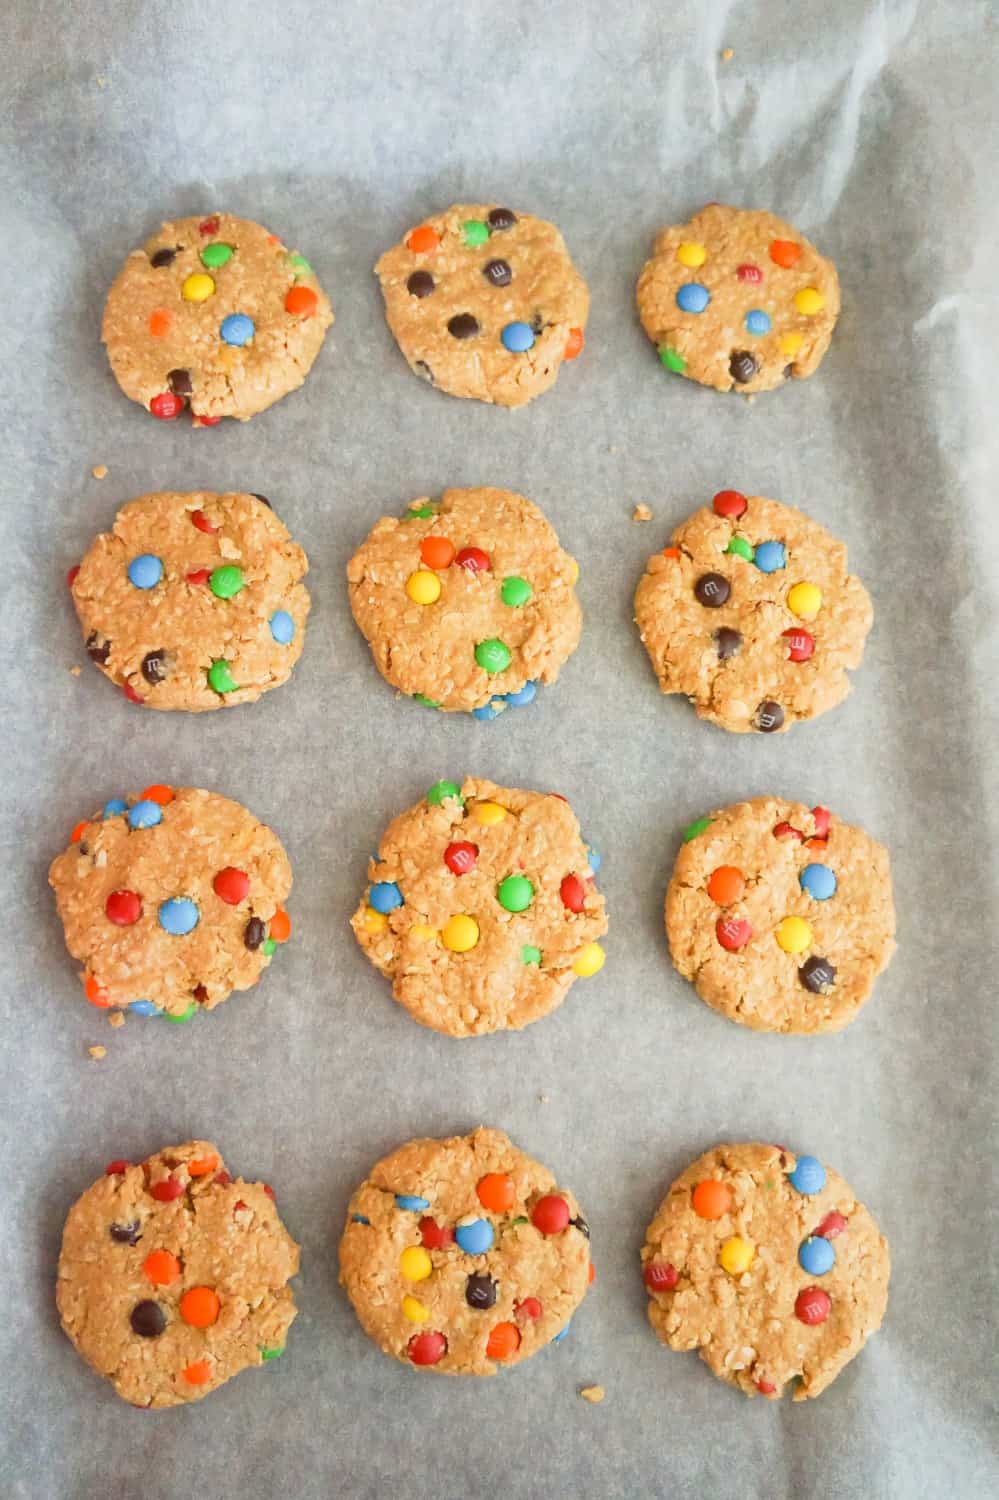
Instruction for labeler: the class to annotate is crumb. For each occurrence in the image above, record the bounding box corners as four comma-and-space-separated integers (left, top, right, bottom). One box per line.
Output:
721, 47, 734, 62
539, 1093, 550, 1104
632, 504, 653, 523
108, 1011, 125, 1029
607, 445, 618, 454
88, 1045, 107, 1060
91, 464, 108, 480
70, 665, 81, 677
580, 1385, 605, 1404
96, 76, 107, 89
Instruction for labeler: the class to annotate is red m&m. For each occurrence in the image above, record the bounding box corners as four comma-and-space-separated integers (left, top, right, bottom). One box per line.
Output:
455, 546, 490, 573
444, 841, 478, 876
814, 1210, 847, 1239
531, 1194, 570, 1235
150, 392, 184, 421
560, 874, 586, 912
419, 1217, 455, 1250
795, 1286, 831, 1325
151, 1176, 184, 1203
105, 890, 142, 926
716, 916, 752, 951
712, 489, 747, 519
643, 1261, 678, 1291
213, 867, 250, 905
408, 1330, 447, 1366
783, 628, 814, 662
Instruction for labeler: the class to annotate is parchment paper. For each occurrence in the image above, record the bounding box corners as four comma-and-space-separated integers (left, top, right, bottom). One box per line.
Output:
1, 2, 997, 1496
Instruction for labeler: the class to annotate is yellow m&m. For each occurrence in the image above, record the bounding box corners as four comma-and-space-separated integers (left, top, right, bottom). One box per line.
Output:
405, 570, 441, 605
572, 942, 605, 978
794, 287, 825, 316
362, 907, 388, 933
787, 582, 823, 619
400, 1247, 433, 1282
719, 1236, 755, 1275
410, 924, 438, 943
472, 801, 507, 827
779, 332, 804, 358
776, 916, 812, 954
442, 914, 479, 952
676, 241, 707, 268
181, 272, 215, 302
401, 1295, 430, 1324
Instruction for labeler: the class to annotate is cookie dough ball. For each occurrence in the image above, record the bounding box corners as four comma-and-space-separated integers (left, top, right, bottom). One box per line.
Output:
634, 491, 872, 734
57, 1141, 299, 1407
102, 212, 333, 423
636, 204, 840, 394
339, 1127, 592, 1374
351, 777, 607, 1036
69, 491, 310, 711
667, 798, 896, 1033
641, 1143, 889, 1400
49, 786, 293, 1020
347, 487, 581, 718
375, 204, 589, 406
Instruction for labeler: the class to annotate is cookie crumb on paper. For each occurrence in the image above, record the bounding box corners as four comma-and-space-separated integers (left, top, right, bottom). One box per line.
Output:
69, 665, 81, 677
721, 47, 734, 62
87, 1045, 107, 1060
632, 504, 652, 523
580, 1385, 605, 1403
91, 464, 108, 480
108, 1012, 125, 1029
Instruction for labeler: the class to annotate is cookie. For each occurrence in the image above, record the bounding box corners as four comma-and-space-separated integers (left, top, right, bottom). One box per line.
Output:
641, 1143, 890, 1400
375, 204, 589, 406
666, 798, 896, 1033
347, 487, 582, 718
634, 491, 872, 734
49, 785, 293, 1020
636, 204, 840, 393
57, 1141, 299, 1407
350, 777, 607, 1036
102, 212, 333, 424
68, 491, 310, 711
339, 1127, 592, 1374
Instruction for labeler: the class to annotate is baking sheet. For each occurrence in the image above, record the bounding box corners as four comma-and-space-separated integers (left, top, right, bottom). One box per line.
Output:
2, 1, 997, 1496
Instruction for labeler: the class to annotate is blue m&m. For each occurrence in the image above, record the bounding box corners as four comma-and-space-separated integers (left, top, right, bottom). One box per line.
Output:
753, 541, 786, 574
504, 681, 537, 707
500, 321, 535, 353
745, 309, 772, 335
788, 1155, 826, 1195
473, 701, 503, 721
800, 863, 837, 901
551, 1321, 571, 1344
269, 610, 295, 644
127, 554, 163, 589
128, 1000, 161, 1016
158, 898, 199, 936
395, 1193, 430, 1211
585, 843, 601, 873
455, 1216, 494, 1255
128, 799, 163, 830
369, 881, 403, 913
103, 798, 128, 819
798, 1235, 836, 1275
676, 283, 710, 313
220, 313, 255, 346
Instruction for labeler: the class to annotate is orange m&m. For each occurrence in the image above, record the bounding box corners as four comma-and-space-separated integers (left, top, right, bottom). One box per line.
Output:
407, 225, 440, 254
182, 1359, 213, 1386
769, 239, 801, 268
706, 866, 746, 905
141, 784, 175, 806
564, 327, 584, 360
477, 1173, 515, 1213
70, 821, 88, 844
692, 1179, 733, 1220
179, 1286, 220, 1328
187, 1155, 220, 1177
148, 309, 172, 337
84, 974, 111, 1008
486, 1321, 521, 1361
269, 908, 291, 943
420, 536, 456, 570
143, 1250, 181, 1286
285, 285, 318, 318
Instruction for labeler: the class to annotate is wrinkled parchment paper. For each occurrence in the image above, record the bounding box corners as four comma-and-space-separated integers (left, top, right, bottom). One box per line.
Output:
1, 1, 997, 1496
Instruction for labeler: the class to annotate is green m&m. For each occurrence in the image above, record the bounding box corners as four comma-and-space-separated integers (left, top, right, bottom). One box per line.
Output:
497, 875, 533, 913
209, 565, 244, 599
475, 638, 511, 674
463, 220, 490, 247
208, 659, 238, 694
200, 242, 234, 268
427, 780, 463, 808
500, 576, 532, 607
